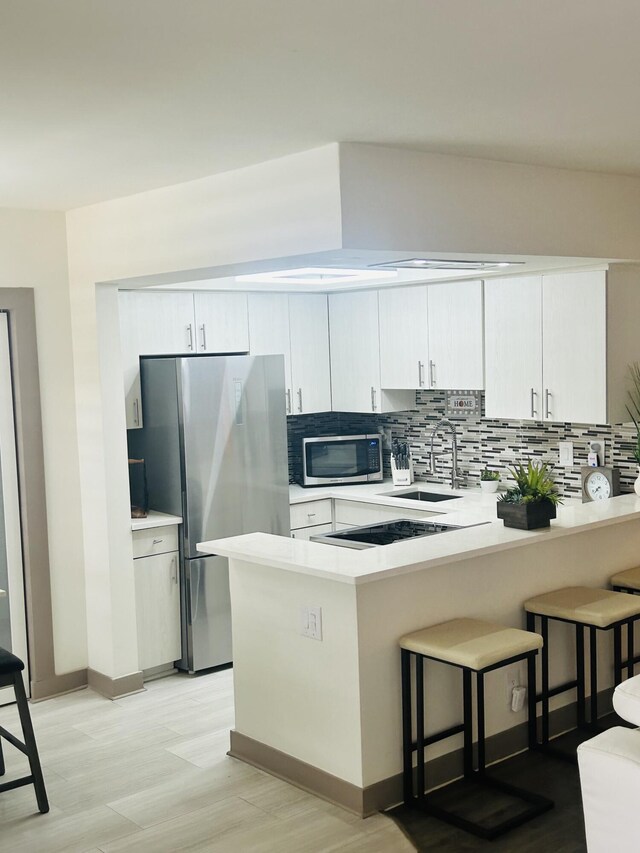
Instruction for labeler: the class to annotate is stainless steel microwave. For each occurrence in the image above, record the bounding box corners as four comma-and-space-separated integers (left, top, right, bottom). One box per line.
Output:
301, 434, 383, 486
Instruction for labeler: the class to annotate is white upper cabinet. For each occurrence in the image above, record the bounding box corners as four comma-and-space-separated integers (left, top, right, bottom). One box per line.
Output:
485, 267, 640, 424
119, 290, 195, 429
329, 290, 414, 413
379, 286, 429, 389
427, 279, 484, 390
288, 293, 332, 414
379, 281, 484, 391
542, 271, 606, 424
193, 292, 249, 354
248, 292, 331, 415
484, 275, 543, 420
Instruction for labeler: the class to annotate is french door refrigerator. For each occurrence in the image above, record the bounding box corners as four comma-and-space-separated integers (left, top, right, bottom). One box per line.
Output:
139, 354, 290, 672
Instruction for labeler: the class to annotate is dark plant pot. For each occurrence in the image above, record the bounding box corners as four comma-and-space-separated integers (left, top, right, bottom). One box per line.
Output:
496, 500, 557, 530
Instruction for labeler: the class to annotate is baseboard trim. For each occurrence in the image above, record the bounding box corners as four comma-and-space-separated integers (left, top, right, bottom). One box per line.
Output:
232, 687, 615, 817
229, 730, 367, 816
30, 668, 88, 702
87, 668, 144, 700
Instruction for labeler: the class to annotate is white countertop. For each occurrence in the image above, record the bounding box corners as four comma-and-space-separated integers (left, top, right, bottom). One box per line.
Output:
131, 511, 183, 531
199, 481, 640, 585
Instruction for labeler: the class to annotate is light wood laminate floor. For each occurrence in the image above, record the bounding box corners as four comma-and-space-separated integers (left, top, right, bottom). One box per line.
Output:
0, 669, 414, 852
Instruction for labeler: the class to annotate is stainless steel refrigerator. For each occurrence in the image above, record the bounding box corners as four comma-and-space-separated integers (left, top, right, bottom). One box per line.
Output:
139, 354, 290, 672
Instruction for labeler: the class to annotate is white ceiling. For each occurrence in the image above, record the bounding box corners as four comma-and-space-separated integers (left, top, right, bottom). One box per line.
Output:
4, 1, 640, 211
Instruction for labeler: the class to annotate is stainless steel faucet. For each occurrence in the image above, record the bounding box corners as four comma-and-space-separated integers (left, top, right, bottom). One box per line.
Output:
429, 418, 464, 489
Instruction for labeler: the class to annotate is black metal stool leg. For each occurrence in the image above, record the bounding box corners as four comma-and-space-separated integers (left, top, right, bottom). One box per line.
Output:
14, 674, 48, 814
576, 624, 586, 729
416, 654, 425, 805
589, 627, 598, 730
527, 653, 537, 748
541, 617, 549, 744
463, 668, 473, 778
0, 734, 4, 776
401, 649, 413, 804
476, 671, 485, 776
614, 624, 622, 688
628, 619, 635, 680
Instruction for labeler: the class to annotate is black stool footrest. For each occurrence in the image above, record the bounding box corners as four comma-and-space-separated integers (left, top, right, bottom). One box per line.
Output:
408, 774, 554, 841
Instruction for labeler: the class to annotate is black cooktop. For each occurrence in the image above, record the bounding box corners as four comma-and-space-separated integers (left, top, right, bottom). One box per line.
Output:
325, 519, 461, 547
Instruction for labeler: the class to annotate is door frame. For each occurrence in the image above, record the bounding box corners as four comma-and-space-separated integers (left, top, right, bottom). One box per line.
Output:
0, 290, 72, 700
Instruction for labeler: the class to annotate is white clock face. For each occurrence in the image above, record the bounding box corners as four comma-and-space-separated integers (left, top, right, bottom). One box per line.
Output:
586, 471, 611, 500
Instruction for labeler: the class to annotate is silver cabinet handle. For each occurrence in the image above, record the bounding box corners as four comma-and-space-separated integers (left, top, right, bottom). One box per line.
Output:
286, 389, 292, 414
133, 398, 140, 427
186, 324, 194, 350
544, 388, 552, 419
371, 386, 377, 411
170, 555, 178, 586
152, 538, 164, 545
530, 388, 537, 418
297, 388, 303, 413
307, 512, 316, 520
418, 361, 424, 387
429, 360, 436, 387
199, 323, 207, 351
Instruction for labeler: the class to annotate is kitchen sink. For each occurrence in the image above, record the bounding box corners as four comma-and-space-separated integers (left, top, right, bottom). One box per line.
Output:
384, 489, 459, 503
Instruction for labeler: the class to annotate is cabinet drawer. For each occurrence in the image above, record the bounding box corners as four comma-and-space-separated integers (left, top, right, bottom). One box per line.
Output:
291, 522, 333, 541
290, 499, 332, 530
132, 525, 179, 559
333, 500, 439, 526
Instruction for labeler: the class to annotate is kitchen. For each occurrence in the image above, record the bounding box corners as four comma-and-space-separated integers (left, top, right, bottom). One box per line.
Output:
113, 250, 640, 839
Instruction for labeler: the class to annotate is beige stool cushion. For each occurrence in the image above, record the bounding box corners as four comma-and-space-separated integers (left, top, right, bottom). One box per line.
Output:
611, 566, 640, 591
524, 587, 640, 628
399, 618, 542, 671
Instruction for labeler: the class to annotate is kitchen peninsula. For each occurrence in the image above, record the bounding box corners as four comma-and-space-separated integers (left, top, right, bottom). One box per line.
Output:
198, 485, 640, 816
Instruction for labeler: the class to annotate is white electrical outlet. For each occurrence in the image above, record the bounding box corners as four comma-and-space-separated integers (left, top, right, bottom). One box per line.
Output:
300, 605, 323, 641
558, 441, 574, 467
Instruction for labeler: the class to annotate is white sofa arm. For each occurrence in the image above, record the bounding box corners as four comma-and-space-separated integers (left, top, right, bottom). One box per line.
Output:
578, 727, 640, 853
613, 674, 640, 725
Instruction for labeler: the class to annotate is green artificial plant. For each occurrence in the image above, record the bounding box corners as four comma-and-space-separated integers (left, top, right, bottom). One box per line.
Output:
480, 467, 500, 481
498, 460, 562, 506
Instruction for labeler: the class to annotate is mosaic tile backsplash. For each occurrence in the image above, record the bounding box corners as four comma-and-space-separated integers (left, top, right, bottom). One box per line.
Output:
287, 392, 640, 496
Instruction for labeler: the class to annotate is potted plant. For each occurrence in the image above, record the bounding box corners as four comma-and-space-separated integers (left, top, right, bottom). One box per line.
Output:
497, 461, 562, 530
480, 467, 500, 493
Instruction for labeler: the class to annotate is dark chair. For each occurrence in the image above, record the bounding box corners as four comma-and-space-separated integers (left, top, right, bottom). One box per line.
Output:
0, 648, 48, 813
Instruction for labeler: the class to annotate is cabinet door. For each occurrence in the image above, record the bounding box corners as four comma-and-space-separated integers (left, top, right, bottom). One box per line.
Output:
379, 286, 429, 389
542, 271, 606, 423
247, 293, 293, 411
194, 292, 249, 353
119, 290, 196, 429
288, 294, 332, 414
484, 276, 543, 420
427, 280, 484, 390
134, 551, 181, 671
329, 291, 381, 413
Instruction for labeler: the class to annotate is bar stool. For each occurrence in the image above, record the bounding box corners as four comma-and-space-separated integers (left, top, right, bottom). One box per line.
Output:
400, 618, 553, 840
611, 568, 640, 672
0, 648, 48, 813
524, 587, 640, 752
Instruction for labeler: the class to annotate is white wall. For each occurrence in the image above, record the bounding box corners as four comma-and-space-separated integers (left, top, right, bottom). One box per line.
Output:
339, 143, 640, 259
0, 208, 86, 674
65, 145, 343, 678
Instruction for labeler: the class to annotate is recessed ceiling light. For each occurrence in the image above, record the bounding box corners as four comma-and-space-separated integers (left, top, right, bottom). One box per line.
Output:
236, 267, 397, 285
370, 258, 524, 271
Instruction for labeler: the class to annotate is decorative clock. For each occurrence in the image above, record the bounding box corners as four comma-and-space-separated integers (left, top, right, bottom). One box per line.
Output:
581, 466, 621, 503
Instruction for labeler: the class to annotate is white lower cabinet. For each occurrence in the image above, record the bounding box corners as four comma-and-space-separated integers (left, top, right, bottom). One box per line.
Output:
290, 499, 333, 540
132, 527, 181, 673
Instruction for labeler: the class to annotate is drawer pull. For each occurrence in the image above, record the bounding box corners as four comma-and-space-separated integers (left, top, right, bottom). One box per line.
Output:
152, 538, 164, 545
